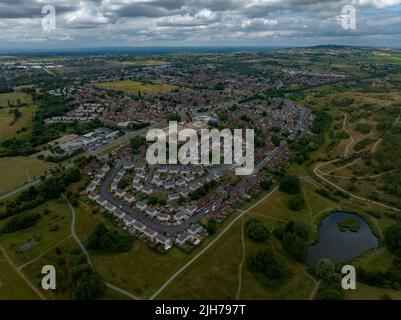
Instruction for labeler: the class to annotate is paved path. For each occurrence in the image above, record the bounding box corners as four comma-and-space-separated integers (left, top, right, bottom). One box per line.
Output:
62, 194, 141, 300
148, 186, 278, 300
0, 179, 41, 201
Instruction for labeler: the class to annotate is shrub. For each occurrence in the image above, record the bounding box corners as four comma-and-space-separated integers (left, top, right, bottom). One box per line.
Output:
247, 249, 291, 282
279, 175, 300, 194
1, 212, 41, 233
384, 223, 401, 257
245, 218, 270, 242
69, 264, 106, 300
288, 196, 304, 211
86, 223, 133, 253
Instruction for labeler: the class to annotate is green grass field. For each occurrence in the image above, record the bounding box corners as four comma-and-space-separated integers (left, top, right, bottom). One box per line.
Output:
158, 216, 316, 299
345, 282, 401, 300
0, 104, 37, 142
0, 198, 71, 265
0, 260, 39, 299
0, 157, 54, 194
96, 80, 177, 94
0, 92, 32, 107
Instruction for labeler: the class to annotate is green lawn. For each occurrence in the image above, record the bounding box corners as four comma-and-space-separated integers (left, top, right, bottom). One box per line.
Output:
0, 198, 71, 265
96, 80, 177, 94
158, 216, 316, 300
0, 156, 54, 194
345, 282, 401, 300
0, 104, 37, 142
0, 92, 32, 107
0, 260, 39, 300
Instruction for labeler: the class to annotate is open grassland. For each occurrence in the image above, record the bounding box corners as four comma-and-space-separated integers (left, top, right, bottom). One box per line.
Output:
0, 105, 37, 143
349, 247, 395, 272
0, 92, 32, 107
21, 239, 78, 300
96, 80, 177, 94
0, 198, 71, 265
158, 215, 315, 300
120, 60, 167, 66
0, 259, 39, 300
345, 282, 401, 300
74, 196, 191, 297
0, 157, 54, 194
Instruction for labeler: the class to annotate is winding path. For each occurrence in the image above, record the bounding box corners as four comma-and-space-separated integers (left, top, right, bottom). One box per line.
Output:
314, 162, 400, 212
62, 194, 141, 300
148, 186, 279, 300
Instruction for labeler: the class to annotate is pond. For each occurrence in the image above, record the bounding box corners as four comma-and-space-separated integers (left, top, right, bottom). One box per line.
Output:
307, 212, 378, 267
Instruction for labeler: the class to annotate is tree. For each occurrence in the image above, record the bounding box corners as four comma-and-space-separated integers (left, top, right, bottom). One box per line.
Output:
259, 179, 271, 190
282, 232, 308, 262
1, 212, 41, 233
316, 258, 334, 279
288, 196, 304, 211
385, 223, 401, 257
86, 223, 133, 253
206, 219, 216, 235
130, 136, 146, 154
247, 249, 291, 281
279, 175, 300, 194
245, 218, 270, 242
69, 264, 106, 300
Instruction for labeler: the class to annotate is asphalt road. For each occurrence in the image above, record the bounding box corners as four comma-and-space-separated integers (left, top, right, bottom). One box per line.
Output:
98, 106, 308, 236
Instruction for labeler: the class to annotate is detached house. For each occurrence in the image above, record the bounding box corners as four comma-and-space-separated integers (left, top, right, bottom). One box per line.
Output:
123, 194, 135, 204
157, 213, 170, 222
145, 206, 158, 217
123, 215, 135, 227
155, 234, 172, 250
114, 209, 126, 220
136, 201, 147, 211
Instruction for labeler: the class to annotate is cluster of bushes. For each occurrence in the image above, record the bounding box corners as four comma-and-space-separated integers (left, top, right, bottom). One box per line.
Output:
1, 211, 41, 233
287, 195, 304, 211
69, 264, 106, 300
259, 178, 272, 190
247, 249, 291, 286
130, 135, 146, 154
273, 220, 310, 262
279, 175, 300, 195
384, 223, 401, 257
353, 138, 376, 151
1, 168, 81, 219
245, 218, 270, 243
357, 258, 401, 290
86, 223, 134, 253
355, 123, 372, 134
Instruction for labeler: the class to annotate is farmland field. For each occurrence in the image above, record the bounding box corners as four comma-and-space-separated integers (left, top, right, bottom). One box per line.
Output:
0, 157, 54, 194
96, 80, 177, 94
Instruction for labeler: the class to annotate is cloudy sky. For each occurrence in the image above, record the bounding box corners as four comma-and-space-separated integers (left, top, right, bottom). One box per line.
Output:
1, 0, 401, 50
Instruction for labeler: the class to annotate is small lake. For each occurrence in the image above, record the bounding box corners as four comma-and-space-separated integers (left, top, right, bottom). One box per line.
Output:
307, 212, 378, 267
